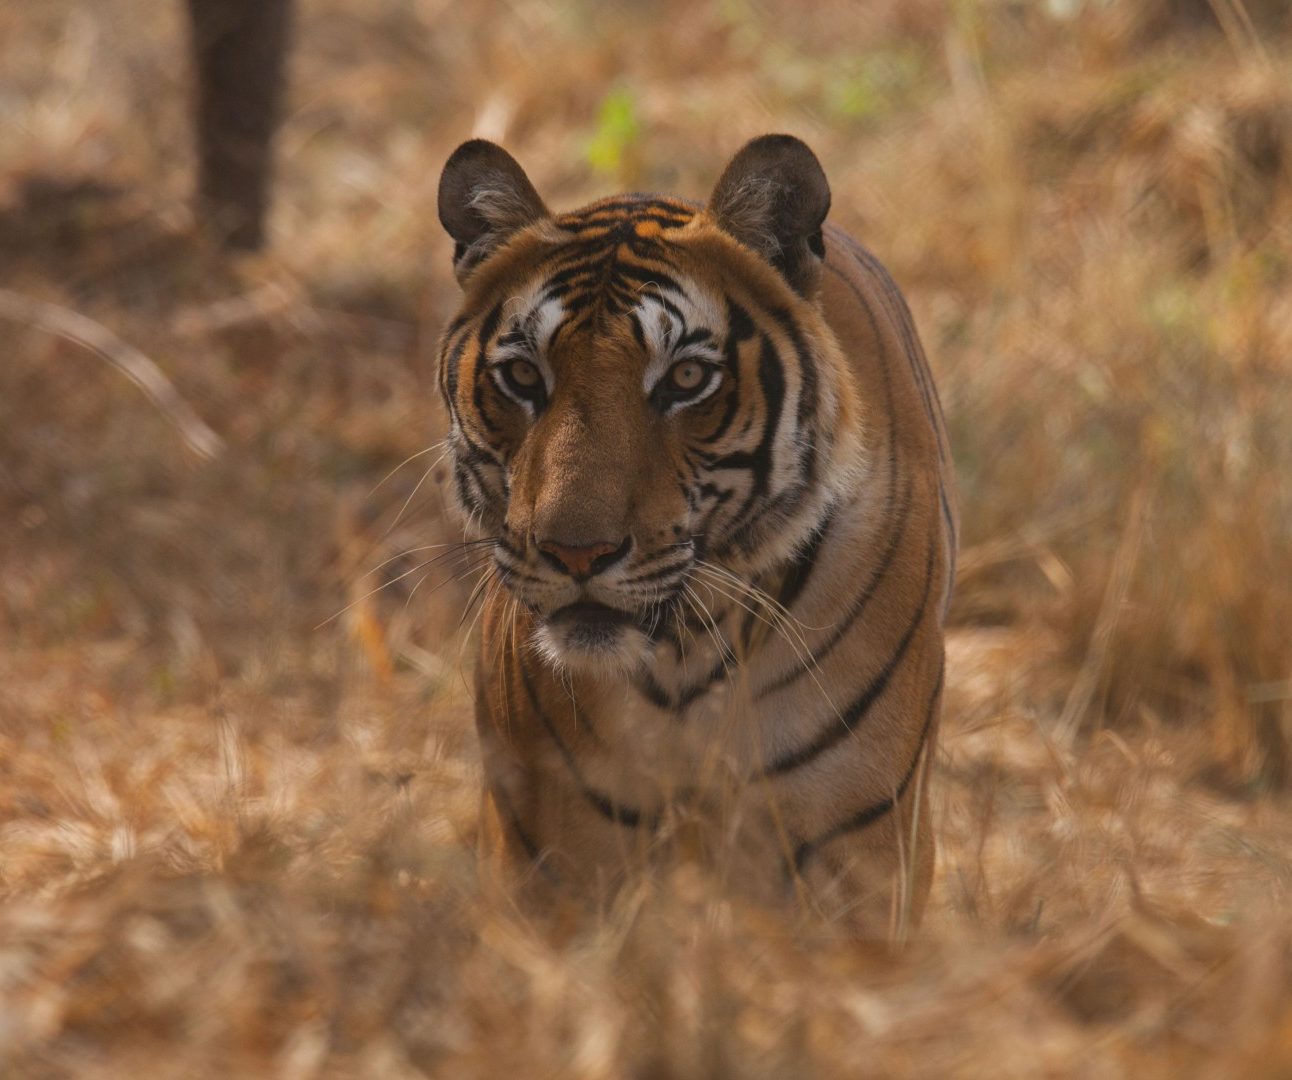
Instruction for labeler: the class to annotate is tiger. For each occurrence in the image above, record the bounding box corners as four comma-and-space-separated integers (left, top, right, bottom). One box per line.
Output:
434, 134, 957, 936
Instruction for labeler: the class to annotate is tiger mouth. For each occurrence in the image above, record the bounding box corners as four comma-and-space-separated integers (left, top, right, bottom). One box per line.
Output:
547, 601, 637, 646
549, 601, 637, 627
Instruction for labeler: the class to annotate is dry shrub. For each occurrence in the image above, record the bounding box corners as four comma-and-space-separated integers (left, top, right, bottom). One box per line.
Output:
851, 6, 1292, 785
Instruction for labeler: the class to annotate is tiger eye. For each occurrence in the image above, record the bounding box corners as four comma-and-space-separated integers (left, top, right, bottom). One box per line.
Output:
671, 360, 706, 391
508, 359, 541, 387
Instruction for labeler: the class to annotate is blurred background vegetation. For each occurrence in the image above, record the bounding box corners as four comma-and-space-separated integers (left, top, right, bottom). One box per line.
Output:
0, 0, 1290, 1075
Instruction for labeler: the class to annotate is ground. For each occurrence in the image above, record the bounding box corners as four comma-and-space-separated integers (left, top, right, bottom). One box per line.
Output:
0, 1, 1290, 1076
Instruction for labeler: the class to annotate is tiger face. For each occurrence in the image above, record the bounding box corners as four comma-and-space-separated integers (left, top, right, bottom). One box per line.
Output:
437, 138, 861, 674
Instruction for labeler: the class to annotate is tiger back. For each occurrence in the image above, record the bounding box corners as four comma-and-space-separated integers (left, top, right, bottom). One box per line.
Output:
435, 135, 956, 935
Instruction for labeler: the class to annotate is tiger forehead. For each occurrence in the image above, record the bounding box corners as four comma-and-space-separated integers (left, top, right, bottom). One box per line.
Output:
500, 195, 702, 324
552, 195, 697, 237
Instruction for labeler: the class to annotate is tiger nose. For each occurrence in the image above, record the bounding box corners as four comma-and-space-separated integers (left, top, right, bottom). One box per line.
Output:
537, 536, 632, 579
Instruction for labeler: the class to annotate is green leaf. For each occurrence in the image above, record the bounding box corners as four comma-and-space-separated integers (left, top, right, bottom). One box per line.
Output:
586, 88, 641, 179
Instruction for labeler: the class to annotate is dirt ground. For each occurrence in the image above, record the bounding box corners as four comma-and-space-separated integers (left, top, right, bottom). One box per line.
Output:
1, 1, 1290, 1076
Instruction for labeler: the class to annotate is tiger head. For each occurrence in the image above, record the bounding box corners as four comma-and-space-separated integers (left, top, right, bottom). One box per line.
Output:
436, 135, 863, 673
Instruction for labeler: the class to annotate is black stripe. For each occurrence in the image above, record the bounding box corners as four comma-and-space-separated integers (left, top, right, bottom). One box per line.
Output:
494, 563, 546, 587
837, 233, 953, 470
495, 533, 524, 560
759, 534, 937, 779
558, 197, 687, 218
695, 296, 749, 445
757, 470, 913, 699
541, 240, 609, 271
636, 649, 732, 715
560, 289, 603, 316
612, 263, 683, 292
557, 196, 695, 221
489, 782, 542, 864
634, 288, 690, 330
472, 369, 503, 436
843, 239, 959, 576
831, 242, 959, 567
713, 331, 784, 543
542, 262, 602, 292
675, 655, 731, 710
457, 455, 497, 515
476, 301, 504, 354
939, 486, 957, 573
712, 303, 822, 553
755, 259, 904, 695
483, 665, 556, 880
453, 463, 477, 515
622, 557, 693, 587
824, 257, 898, 409
791, 656, 944, 873
768, 306, 819, 432
462, 302, 506, 433
634, 672, 672, 709
459, 435, 504, 471
860, 255, 956, 558
442, 327, 469, 403
517, 657, 657, 829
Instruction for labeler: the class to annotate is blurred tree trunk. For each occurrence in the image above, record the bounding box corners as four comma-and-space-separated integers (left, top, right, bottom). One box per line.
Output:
185, 0, 293, 249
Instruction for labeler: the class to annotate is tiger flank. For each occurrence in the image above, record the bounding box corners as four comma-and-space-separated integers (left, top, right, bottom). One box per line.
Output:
435, 135, 957, 936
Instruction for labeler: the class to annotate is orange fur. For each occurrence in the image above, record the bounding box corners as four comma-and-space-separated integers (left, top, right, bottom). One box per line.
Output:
437, 138, 956, 935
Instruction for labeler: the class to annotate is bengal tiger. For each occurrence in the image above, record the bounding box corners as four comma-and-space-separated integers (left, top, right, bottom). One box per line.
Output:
435, 135, 957, 935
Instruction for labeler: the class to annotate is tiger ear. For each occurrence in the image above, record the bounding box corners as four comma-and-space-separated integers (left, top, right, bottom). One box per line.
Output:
438, 140, 548, 284
707, 135, 831, 296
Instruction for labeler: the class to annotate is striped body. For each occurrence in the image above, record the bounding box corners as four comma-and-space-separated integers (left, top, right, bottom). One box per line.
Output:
436, 139, 956, 934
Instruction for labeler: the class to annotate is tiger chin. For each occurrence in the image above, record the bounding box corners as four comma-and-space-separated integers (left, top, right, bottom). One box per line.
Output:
435, 134, 957, 938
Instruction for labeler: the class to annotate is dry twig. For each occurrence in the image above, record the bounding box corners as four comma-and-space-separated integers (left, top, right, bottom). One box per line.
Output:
0, 287, 224, 461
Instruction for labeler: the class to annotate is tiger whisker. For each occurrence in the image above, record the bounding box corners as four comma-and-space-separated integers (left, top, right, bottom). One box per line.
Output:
668, 595, 694, 677
380, 457, 446, 541
692, 563, 823, 668
353, 541, 495, 603
365, 439, 449, 499
465, 573, 499, 625
409, 554, 493, 609
690, 567, 843, 725
458, 562, 503, 630
691, 572, 805, 675
318, 551, 491, 629
681, 582, 734, 679
692, 562, 837, 694
695, 558, 829, 634
360, 537, 499, 583
454, 569, 505, 689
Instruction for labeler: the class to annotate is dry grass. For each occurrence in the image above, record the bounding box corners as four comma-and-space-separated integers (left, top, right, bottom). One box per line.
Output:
1, 0, 1290, 1076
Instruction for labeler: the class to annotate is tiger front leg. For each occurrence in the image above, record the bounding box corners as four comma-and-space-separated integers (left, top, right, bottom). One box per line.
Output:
788, 760, 937, 940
